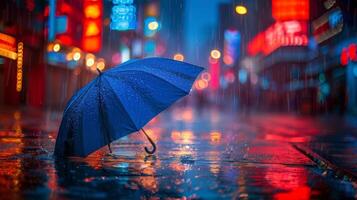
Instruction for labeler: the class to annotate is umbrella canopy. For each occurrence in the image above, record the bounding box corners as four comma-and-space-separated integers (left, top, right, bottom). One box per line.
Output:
54, 58, 204, 157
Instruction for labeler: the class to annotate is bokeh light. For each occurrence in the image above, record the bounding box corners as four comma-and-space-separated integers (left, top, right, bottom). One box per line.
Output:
235, 5, 247, 15
210, 49, 221, 59
53, 43, 61, 52
173, 53, 184, 61
148, 21, 159, 30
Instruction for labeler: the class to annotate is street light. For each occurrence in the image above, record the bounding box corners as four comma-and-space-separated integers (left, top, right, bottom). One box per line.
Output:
210, 49, 221, 59
235, 5, 247, 15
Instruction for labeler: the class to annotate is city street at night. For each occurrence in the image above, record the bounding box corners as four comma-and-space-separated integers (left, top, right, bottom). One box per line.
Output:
1, 0, 357, 199
0, 106, 356, 199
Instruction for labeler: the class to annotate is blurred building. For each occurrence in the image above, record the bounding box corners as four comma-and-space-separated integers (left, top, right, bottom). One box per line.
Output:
244, 0, 357, 114
307, 0, 357, 114
217, 1, 273, 109
45, 0, 104, 109
0, 0, 46, 107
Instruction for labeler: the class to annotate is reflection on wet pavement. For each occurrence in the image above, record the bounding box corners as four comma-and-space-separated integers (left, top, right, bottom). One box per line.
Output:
0, 108, 356, 199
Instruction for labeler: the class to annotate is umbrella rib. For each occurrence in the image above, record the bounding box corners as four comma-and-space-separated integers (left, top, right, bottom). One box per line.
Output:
64, 81, 95, 113
98, 78, 113, 153
106, 71, 190, 95
102, 77, 140, 130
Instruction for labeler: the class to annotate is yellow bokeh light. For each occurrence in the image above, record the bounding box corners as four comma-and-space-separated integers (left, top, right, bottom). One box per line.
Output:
148, 21, 159, 30
66, 52, 73, 61
173, 53, 184, 61
235, 5, 247, 15
73, 52, 81, 61
86, 58, 95, 67
85, 5, 100, 18
53, 43, 61, 52
210, 49, 221, 59
85, 54, 95, 67
96, 58, 105, 71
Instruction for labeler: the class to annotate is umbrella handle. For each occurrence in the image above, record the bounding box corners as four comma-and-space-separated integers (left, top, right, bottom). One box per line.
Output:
141, 129, 156, 154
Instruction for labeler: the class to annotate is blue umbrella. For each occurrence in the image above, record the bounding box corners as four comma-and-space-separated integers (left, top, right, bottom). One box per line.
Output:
54, 57, 204, 157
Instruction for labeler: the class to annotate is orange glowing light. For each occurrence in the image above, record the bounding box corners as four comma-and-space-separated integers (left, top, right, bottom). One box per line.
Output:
210, 131, 222, 143
83, 0, 102, 53
83, 37, 100, 52
85, 22, 100, 36
96, 58, 105, 71
66, 52, 73, 61
170, 130, 195, 144
53, 43, 61, 52
16, 42, 23, 92
85, 53, 95, 67
73, 52, 81, 61
173, 53, 184, 61
195, 79, 208, 90
181, 130, 194, 143
0, 32, 17, 60
223, 55, 233, 65
85, 4, 100, 18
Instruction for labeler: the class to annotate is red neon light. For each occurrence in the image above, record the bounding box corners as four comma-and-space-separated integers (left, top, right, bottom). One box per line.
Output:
349, 44, 357, 61
340, 43, 357, 66
83, 0, 102, 52
209, 58, 220, 91
247, 21, 308, 56
341, 48, 348, 66
272, 0, 309, 21
247, 33, 265, 56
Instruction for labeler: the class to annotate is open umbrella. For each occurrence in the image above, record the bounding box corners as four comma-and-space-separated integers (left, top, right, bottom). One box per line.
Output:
54, 57, 204, 157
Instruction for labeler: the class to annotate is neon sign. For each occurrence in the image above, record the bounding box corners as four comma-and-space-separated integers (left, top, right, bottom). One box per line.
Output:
223, 29, 240, 66
0, 33, 17, 60
272, 0, 309, 21
248, 21, 308, 56
16, 42, 24, 92
110, 0, 136, 31
83, 0, 102, 52
312, 8, 343, 44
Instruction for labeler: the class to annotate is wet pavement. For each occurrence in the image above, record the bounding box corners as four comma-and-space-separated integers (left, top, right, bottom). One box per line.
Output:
0, 107, 356, 199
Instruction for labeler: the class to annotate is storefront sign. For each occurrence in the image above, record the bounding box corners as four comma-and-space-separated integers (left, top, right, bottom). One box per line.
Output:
312, 8, 343, 44
110, 0, 136, 31
248, 21, 308, 56
0, 33, 17, 60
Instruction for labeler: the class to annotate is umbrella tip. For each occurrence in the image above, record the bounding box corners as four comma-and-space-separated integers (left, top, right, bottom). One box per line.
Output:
97, 68, 102, 75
